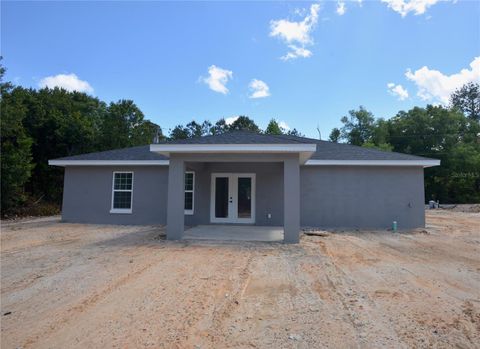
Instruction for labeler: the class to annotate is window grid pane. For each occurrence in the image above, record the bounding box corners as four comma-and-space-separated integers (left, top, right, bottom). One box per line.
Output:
184, 192, 193, 210
112, 172, 133, 210
113, 191, 132, 209
185, 173, 193, 191
184, 172, 194, 212
114, 173, 132, 190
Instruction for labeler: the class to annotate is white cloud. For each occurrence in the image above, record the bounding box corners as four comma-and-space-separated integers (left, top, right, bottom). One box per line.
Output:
381, 0, 442, 17
281, 45, 313, 61
39, 73, 93, 93
249, 79, 271, 99
336, 1, 346, 15
225, 116, 239, 125
279, 121, 291, 131
270, 3, 320, 60
387, 82, 409, 100
202, 65, 233, 94
405, 56, 480, 105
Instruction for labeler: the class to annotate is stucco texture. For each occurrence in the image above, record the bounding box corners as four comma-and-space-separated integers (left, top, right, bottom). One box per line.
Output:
62, 166, 168, 225
61, 164, 425, 230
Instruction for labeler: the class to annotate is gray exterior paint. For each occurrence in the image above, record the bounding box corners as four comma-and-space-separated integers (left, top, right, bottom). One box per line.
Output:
61, 163, 425, 231
62, 166, 168, 225
166, 158, 185, 240
283, 156, 300, 243
184, 162, 284, 227
54, 131, 435, 242
300, 166, 425, 230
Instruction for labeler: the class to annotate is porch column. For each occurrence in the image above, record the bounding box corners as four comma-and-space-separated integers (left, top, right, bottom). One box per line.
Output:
167, 157, 185, 240
283, 156, 300, 243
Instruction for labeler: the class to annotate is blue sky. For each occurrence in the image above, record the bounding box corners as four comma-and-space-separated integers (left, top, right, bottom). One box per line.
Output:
2, 0, 479, 138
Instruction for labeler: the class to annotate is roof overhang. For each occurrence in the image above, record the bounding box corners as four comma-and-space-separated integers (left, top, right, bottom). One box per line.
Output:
48, 160, 169, 167
150, 143, 317, 164
305, 159, 440, 167
48, 157, 440, 168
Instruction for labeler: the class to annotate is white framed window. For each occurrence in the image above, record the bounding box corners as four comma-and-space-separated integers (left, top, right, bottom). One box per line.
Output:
110, 171, 134, 214
184, 171, 194, 215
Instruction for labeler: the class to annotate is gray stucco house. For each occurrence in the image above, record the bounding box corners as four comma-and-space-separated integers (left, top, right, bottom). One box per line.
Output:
49, 131, 440, 243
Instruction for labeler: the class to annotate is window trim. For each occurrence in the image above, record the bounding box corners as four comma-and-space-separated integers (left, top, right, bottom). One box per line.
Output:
184, 171, 195, 215
110, 171, 134, 214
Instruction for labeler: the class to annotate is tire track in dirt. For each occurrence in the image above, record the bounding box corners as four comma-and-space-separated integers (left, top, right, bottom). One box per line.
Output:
21, 247, 174, 348
307, 238, 403, 347
183, 247, 257, 348
311, 233, 480, 348
344, 235, 478, 302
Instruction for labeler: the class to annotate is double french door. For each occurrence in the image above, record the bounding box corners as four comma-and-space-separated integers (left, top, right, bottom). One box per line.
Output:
210, 173, 256, 224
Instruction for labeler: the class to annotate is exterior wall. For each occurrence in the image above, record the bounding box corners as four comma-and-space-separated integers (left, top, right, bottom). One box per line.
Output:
300, 166, 425, 230
185, 162, 284, 226
61, 163, 426, 230
62, 166, 168, 225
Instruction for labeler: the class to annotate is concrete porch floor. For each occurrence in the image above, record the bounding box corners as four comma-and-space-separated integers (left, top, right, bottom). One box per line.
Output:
183, 225, 284, 242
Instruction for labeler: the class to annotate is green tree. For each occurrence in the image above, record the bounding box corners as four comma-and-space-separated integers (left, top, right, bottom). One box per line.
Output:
186, 120, 212, 138
132, 120, 164, 144
169, 125, 190, 140
210, 118, 228, 135
329, 128, 341, 142
329, 103, 480, 203
286, 128, 304, 137
228, 116, 260, 133
362, 119, 393, 151
21, 87, 105, 201
362, 141, 393, 151
265, 119, 283, 135
388, 105, 479, 203
0, 62, 34, 213
339, 106, 376, 146
0, 60, 163, 214
169, 120, 213, 140
450, 82, 480, 121
100, 100, 148, 149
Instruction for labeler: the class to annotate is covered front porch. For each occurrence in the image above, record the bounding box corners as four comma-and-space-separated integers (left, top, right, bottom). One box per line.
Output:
150, 142, 316, 243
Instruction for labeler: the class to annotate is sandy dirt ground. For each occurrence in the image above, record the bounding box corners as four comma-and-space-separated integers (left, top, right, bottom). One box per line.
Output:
1, 210, 479, 349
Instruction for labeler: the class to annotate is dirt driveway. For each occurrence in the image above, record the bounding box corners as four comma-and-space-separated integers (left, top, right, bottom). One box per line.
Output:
1, 210, 479, 348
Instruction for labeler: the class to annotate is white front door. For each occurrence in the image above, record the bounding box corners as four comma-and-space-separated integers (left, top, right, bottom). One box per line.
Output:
210, 173, 256, 224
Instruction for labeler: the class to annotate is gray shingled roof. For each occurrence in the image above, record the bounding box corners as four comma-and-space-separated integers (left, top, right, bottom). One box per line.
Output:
274, 134, 432, 161
165, 131, 312, 144
51, 131, 434, 161
52, 145, 168, 161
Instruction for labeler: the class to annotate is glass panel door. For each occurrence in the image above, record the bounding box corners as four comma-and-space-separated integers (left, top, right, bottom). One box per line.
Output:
237, 177, 252, 218
215, 177, 229, 218
211, 173, 255, 224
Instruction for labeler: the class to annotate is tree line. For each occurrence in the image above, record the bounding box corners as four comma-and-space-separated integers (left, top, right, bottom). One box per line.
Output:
0, 62, 300, 216
328, 82, 480, 204
1, 59, 479, 216
168, 116, 302, 140
1, 64, 162, 215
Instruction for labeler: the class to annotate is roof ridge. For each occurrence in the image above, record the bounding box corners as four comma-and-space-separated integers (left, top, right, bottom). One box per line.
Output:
266, 133, 312, 144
